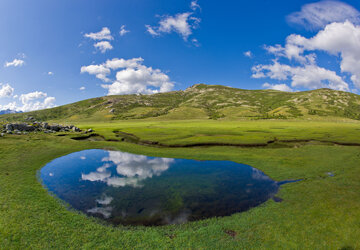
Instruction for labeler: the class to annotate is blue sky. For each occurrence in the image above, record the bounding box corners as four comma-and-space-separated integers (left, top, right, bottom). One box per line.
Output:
1, 0, 360, 111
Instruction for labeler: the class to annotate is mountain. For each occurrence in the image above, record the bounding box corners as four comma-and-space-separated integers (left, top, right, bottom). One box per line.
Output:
1, 84, 360, 122
0, 109, 21, 115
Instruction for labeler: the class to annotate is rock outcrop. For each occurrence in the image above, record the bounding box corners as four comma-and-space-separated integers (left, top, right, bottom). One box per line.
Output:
1, 122, 83, 135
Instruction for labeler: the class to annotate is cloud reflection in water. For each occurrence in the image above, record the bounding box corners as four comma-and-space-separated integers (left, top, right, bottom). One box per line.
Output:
81, 151, 174, 188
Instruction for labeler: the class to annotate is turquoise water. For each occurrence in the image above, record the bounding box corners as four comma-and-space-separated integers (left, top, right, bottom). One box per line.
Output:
40, 149, 279, 226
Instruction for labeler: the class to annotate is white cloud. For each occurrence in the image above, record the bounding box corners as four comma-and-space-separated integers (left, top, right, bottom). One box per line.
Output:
80, 64, 111, 82
0, 102, 17, 111
18, 91, 56, 112
244, 51, 253, 58
81, 57, 174, 95
4, 59, 25, 68
252, 60, 349, 91
48, 71, 54, 75
119, 25, 130, 36
284, 21, 360, 89
105, 57, 144, 70
94, 41, 113, 53
287, 1, 360, 31
262, 82, 293, 92
190, 0, 201, 11
0, 85, 56, 112
146, 4, 201, 41
79, 86, 85, 90
84, 27, 113, 40
0, 83, 14, 98
145, 25, 160, 36
252, 18, 360, 91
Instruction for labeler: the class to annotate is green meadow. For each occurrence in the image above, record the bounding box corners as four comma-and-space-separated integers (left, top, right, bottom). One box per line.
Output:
1, 119, 360, 249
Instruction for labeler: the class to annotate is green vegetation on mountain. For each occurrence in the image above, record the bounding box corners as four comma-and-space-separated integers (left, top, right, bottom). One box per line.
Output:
1, 84, 360, 122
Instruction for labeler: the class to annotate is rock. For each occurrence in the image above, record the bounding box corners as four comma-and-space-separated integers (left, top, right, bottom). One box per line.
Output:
72, 127, 80, 132
49, 125, 61, 132
5, 124, 13, 131
109, 109, 115, 113
41, 122, 49, 129
88, 129, 93, 133
26, 116, 35, 121
0, 133, 4, 137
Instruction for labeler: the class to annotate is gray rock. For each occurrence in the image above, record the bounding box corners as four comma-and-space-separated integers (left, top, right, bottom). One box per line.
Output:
72, 126, 80, 132
5, 124, 13, 131
42, 122, 49, 129
0, 133, 4, 137
49, 125, 61, 132
88, 129, 93, 133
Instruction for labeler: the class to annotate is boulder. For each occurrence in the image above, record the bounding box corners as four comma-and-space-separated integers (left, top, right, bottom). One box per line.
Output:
72, 126, 80, 132
5, 124, 13, 131
41, 122, 49, 129
49, 125, 61, 132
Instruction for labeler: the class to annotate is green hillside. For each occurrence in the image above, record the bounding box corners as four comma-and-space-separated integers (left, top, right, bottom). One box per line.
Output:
2, 84, 360, 122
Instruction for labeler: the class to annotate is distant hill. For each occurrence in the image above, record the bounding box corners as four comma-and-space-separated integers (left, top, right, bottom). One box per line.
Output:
1, 84, 360, 122
0, 109, 21, 115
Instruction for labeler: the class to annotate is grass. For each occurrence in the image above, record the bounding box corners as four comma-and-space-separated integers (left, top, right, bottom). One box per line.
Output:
1, 119, 360, 248
2, 84, 360, 122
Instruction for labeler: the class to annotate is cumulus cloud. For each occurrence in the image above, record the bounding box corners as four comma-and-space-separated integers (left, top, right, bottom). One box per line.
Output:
252, 60, 349, 91
0, 102, 17, 111
283, 21, 360, 89
0, 83, 14, 98
287, 0, 360, 31
0, 84, 56, 112
18, 91, 56, 112
146, 2, 201, 41
262, 83, 293, 92
94, 41, 113, 53
252, 18, 360, 91
119, 25, 130, 36
4, 59, 25, 68
80, 64, 111, 82
84, 27, 113, 40
79, 86, 85, 91
48, 72, 54, 75
81, 57, 174, 95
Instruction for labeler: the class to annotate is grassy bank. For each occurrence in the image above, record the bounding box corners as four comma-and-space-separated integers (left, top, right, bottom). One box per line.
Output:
1, 120, 360, 249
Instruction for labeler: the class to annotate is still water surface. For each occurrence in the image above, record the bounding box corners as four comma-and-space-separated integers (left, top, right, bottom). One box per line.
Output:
40, 149, 279, 226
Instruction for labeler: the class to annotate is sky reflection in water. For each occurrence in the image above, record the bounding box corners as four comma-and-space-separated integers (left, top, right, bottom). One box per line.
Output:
41, 149, 279, 226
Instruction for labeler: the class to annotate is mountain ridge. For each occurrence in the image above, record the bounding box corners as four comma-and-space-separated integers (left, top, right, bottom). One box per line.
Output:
1, 84, 360, 122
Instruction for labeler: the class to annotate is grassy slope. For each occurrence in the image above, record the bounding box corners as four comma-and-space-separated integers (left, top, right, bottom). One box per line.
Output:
1, 84, 360, 123
1, 120, 360, 249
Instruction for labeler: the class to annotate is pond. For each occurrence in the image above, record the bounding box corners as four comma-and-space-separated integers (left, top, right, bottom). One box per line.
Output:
40, 149, 280, 226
